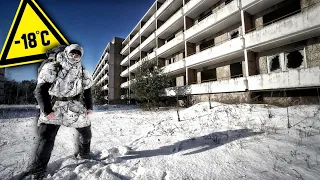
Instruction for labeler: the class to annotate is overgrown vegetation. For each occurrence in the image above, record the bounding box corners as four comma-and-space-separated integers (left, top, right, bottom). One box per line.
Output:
92, 84, 106, 105
131, 59, 172, 109
3, 79, 37, 104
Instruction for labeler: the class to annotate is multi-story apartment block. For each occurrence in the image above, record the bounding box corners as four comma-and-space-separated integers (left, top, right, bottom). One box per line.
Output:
0, 68, 4, 104
119, 0, 320, 105
93, 37, 124, 104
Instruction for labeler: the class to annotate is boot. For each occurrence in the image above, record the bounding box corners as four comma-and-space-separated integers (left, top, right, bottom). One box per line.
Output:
78, 141, 91, 159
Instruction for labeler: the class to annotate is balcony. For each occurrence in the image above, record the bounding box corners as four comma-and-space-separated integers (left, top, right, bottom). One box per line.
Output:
146, 51, 156, 61
157, 33, 184, 58
162, 59, 185, 76
156, 0, 174, 18
129, 33, 140, 48
247, 67, 320, 91
186, 37, 243, 69
93, 59, 106, 77
184, 0, 220, 18
102, 84, 108, 91
94, 64, 109, 81
120, 94, 136, 99
185, 0, 240, 43
120, 80, 133, 89
140, 15, 156, 36
129, 60, 142, 73
120, 56, 129, 66
156, 8, 184, 39
164, 77, 247, 96
141, 32, 156, 52
97, 73, 109, 86
242, 0, 285, 15
245, 3, 320, 51
121, 43, 130, 55
129, 46, 140, 60
120, 68, 129, 78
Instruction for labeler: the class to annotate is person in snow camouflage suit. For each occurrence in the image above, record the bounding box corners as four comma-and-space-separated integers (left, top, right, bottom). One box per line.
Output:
28, 44, 94, 179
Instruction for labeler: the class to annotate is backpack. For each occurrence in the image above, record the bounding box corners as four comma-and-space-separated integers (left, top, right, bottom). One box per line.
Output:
38, 45, 67, 74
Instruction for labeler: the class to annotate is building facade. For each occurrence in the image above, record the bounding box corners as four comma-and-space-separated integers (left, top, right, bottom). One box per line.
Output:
0, 68, 4, 104
93, 37, 124, 104
119, 0, 320, 105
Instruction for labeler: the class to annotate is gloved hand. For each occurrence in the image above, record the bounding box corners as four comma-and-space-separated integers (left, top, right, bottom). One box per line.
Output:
46, 112, 56, 120
86, 109, 93, 119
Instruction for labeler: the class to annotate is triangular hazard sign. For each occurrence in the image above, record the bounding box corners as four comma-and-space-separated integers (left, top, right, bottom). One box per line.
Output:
0, 0, 69, 68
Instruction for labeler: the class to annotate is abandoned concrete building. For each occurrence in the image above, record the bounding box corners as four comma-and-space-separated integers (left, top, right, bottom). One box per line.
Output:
92, 37, 124, 104
97, 0, 320, 105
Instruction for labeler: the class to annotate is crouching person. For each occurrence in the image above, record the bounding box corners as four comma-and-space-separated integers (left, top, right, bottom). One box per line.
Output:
28, 44, 94, 179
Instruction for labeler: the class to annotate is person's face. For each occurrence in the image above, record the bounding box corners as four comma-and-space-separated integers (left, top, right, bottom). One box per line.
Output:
68, 50, 82, 62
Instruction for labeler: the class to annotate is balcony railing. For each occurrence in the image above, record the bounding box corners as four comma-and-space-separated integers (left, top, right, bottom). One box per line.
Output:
121, 43, 130, 55
120, 56, 130, 66
164, 77, 247, 96
156, 0, 174, 18
185, 0, 239, 41
183, 0, 202, 16
247, 67, 320, 91
156, 8, 183, 37
140, 32, 156, 51
94, 64, 109, 82
186, 37, 243, 68
140, 15, 156, 35
245, 2, 320, 49
157, 33, 184, 57
120, 68, 129, 77
162, 59, 185, 75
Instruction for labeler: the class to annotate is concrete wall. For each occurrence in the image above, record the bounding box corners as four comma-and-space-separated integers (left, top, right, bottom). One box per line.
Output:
108, 37, 124, 104
300, 0, 320, 9
216, 65, 230, 80
305, 36, 320, 68
189, 91, 251, 105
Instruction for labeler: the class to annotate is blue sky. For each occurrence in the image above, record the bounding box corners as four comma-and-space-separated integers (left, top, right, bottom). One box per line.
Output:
0, 0, 154, 81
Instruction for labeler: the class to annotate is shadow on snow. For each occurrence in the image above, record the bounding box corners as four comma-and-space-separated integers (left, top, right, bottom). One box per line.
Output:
123, 129, 264, 160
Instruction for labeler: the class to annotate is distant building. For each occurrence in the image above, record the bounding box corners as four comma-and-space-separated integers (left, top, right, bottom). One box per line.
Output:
0, 68, 4, 104
92, 37, 124, 104
118, 0, 320, 105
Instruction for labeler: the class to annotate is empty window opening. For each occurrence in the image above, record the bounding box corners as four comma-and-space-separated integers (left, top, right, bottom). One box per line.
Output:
166, 34, 175, 43
263, 0, 301, 26
200, 38, 215, 51
286, 50, 303, 69
199, 7, 213, 22
225, 0, 234, 5
201, 69, 217, 82
230, 62, 243, 78
230, 30, 239, 39
270, 55, 280, 72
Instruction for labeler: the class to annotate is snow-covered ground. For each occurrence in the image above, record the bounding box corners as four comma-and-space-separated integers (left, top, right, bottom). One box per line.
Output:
0, 102, 320, 179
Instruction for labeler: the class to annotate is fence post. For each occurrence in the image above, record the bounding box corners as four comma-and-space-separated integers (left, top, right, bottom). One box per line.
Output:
285, 89, 291, 128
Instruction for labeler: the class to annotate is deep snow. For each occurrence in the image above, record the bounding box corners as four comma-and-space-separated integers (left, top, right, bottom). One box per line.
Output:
0, 102, 320, 179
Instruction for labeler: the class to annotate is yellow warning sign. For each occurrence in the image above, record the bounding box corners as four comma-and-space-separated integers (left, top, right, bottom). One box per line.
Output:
0, 0, 69, 68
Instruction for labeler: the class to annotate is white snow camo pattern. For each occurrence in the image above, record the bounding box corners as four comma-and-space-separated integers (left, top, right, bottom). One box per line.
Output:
37, 44, 93, 128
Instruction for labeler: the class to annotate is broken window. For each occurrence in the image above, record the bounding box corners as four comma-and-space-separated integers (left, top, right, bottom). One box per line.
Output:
286, 50, 304, 69
270, 56, 280, 71
230, 29, 239, 39
269, 55, 281, 72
